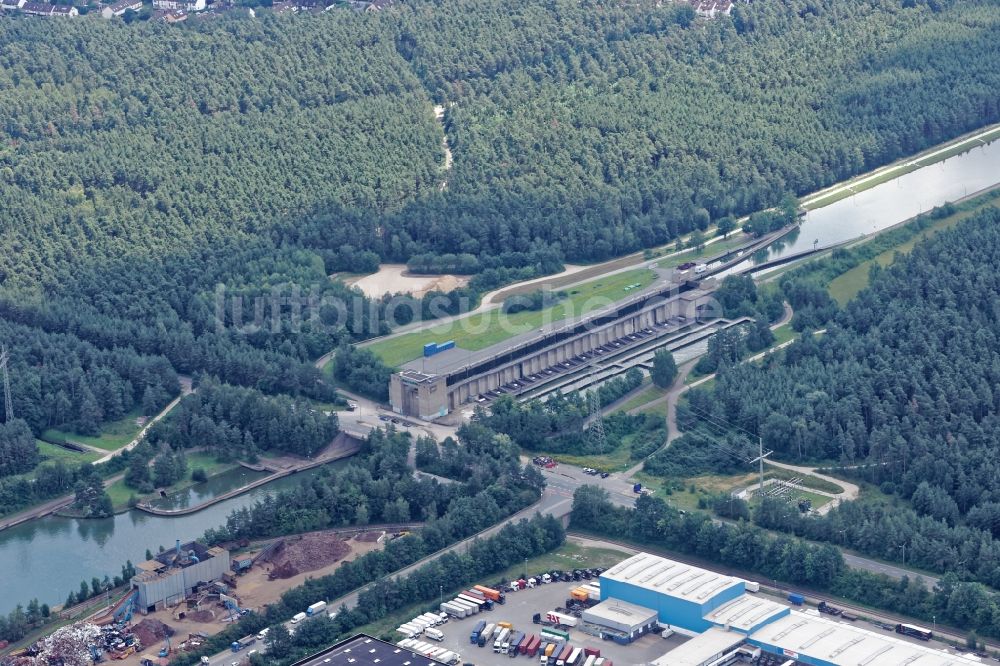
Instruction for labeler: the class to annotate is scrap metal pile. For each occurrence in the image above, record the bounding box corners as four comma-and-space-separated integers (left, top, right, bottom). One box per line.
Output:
1, 623, 102, 666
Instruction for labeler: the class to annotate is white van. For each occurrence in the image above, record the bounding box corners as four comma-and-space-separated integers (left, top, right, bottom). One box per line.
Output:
291, 611, 307, 624
694, 263, 707, 274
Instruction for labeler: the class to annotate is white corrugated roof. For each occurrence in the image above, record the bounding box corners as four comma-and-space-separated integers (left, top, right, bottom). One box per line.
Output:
581, 598, 658, 627
600, 552, 742, 604
704, 594, 788, 632
652, 627, 746, 666
752, 611, 983, 665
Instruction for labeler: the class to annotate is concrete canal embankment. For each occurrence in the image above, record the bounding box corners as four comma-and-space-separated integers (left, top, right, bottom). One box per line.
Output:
135, 435, 363, 517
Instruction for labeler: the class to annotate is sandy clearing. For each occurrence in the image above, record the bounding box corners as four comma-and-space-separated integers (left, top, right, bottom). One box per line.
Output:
345, 264, 469, 298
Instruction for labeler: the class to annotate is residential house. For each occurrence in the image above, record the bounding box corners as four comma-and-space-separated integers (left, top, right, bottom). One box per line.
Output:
101, 0, 142, 18
0, 0, 26, 9
687, 0, 734, 18
21, 2, 55, 14
50, 4, 77, 13
152, 0, 202, 12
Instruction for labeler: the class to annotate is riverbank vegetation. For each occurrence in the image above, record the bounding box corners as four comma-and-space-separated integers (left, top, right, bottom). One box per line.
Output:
202, 425, 543, 543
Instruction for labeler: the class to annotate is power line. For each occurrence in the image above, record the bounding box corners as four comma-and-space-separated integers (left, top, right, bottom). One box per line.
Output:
684, 403, 771, 493
587, 392, 607, 456
686, 403, 759, 441
0, 344, 11, 423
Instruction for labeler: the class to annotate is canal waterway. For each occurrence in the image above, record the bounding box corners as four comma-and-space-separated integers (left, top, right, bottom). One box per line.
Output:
722, 137, 1000, 276
146, 466, 271, 511
0, 463, 343, 614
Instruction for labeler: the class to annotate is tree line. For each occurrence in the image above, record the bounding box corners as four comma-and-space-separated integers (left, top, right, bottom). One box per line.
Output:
690, 208, 1000, 507
476, 374, 664, 460
573, 485, 1000, 640
202, 425, 543, 544
145, 379, 340, 460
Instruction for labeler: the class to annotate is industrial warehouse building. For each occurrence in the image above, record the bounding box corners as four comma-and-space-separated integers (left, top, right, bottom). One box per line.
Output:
580, 598, 659, 642
290, 552, 986, 666
583, 552, 985, 666
599, 552, 787, 634
131, 541, 230, 612
745, 613, 984, 666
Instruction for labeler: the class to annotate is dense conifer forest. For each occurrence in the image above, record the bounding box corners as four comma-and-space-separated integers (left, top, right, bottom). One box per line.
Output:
683, 206, 1000, 586
0, 0, 998, 473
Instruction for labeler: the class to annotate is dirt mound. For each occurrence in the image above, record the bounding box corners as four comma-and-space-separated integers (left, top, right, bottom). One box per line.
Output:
133, 619, 173, 647
187, 610, 215, 622
269, 561, 299, 579
354, 530, 385, 542
270, 533, 351, 575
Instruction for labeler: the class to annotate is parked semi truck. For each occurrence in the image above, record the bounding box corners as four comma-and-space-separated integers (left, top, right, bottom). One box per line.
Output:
494, 627, 510, 653
547, 611, 579, 627
424, 628, 444, 642
470, 619, 486, 644
473, 584, 506, 604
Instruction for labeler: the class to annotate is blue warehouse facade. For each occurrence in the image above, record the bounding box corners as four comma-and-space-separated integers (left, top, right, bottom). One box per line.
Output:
599, 553, 750, 634
597, 553, 983, 666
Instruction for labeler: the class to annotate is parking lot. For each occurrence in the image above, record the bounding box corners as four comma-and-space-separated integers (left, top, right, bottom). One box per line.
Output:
408, 577, 687, 666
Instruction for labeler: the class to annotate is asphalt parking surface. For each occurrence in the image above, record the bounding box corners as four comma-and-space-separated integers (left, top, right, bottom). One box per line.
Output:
398, 579, 686, 666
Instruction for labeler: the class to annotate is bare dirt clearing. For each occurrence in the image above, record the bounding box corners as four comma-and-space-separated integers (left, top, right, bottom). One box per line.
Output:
344, 264, 469, 298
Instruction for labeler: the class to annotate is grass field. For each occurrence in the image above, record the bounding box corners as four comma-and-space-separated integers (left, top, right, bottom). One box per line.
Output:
369, 267, 657, 367
615, 383, 665, 413
827, 200, 996, 304
656, 234, 754, 269
352, 542, 632, 642
34, 440, 101, 469
42, 407, 146, 452
542, 447, 634, 473
104, 452, 238, 511
770, 323, 797, 347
